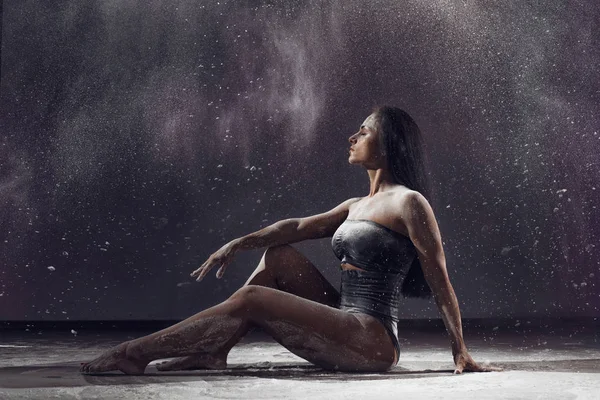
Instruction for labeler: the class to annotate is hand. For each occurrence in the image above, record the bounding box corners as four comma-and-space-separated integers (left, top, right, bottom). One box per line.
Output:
453, 350, 503, 374
190, 240, 240, 282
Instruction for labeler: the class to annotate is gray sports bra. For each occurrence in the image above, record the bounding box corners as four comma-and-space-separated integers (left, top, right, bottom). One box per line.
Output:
331, 219, 417, 274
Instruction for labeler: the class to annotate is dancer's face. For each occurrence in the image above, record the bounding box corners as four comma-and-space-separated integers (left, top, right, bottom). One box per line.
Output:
348, 113, 386, 167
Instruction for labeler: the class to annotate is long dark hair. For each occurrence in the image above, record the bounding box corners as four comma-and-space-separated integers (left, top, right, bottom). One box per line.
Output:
373, 105, 433, 299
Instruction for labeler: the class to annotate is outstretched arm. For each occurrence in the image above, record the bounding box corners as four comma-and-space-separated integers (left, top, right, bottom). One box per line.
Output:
192, 197, 362, 281
233, 197, 362, 250
403, 192, 501, 374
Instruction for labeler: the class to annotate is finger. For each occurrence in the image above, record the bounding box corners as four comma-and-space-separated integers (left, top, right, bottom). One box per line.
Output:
199, 260, 221, 281
215, 262, 226, 279
472, 363, 489, 372
197, 265, 212, 281
200, 260, 217, 278
190, 263, 205, 277
191, 267, 203, 279
467, 363, 500, 373
483, 366, 504, 372
191, 258, 212, 277
195, 264, 210, 281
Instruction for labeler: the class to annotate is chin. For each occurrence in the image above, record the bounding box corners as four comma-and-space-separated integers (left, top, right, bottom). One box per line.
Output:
348, 154, 361, 163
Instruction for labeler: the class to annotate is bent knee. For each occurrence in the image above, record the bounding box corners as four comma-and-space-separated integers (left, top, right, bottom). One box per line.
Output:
257, 244, 299, 276
228, 285, 270, 317
230, 284, 266, 303
264, 244, 297, 262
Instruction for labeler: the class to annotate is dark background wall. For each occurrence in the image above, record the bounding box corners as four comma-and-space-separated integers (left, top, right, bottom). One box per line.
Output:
1, 1, 598, 321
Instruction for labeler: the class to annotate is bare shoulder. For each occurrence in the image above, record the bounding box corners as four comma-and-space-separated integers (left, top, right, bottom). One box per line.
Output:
395, 189, 432, 218
296, 196, 363, 240
333, 196, 364, 216
316, 196, 363, 218
344, 196, 364, 207
398, 190, 444, 257
398, 190, 441, 244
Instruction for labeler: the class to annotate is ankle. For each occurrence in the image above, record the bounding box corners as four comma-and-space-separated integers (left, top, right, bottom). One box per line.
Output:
204, 350, 228, 365
125, 340, 150, 363
214, 348, 230, 359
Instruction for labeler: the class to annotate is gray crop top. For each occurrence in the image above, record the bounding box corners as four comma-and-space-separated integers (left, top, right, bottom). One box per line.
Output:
331, 219, 417, 274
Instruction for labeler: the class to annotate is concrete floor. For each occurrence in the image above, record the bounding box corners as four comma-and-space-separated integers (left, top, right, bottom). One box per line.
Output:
0, 325, 598, 399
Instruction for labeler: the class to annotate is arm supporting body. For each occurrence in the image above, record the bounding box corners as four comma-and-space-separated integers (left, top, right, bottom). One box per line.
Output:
403, 192, 467, 355
431, 277, 467, 355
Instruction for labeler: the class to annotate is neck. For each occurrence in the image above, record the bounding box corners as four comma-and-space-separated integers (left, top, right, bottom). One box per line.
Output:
367, 168, 396, 197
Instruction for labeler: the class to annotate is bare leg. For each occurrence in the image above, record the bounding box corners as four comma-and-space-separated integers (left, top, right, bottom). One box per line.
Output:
80, 283, 395, 374
157, 244, 341, 371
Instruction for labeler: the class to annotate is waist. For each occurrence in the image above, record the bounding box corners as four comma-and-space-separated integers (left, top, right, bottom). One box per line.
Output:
339, 269, 402, 323
337, 254, 412, 275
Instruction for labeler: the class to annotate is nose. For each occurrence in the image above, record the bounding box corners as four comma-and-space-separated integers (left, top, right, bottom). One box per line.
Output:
348, 134, 357, 144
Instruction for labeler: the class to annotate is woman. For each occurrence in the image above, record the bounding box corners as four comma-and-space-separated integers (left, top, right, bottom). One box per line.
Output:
81, 106, 501, 375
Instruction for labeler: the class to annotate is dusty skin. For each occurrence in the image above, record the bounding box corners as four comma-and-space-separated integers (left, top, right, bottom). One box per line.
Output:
81, 110, 501, 375
81, 245, 400, 374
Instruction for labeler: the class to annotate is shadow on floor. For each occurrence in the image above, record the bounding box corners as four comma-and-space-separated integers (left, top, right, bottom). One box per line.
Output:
0, 359, 598, 389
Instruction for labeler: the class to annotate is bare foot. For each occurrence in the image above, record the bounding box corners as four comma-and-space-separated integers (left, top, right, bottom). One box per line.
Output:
80, 341, 149, 375
156, 353, 227, 371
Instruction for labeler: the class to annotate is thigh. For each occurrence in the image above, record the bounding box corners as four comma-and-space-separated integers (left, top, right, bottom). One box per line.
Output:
232, 285, 395, 372
245, 244, 340, 309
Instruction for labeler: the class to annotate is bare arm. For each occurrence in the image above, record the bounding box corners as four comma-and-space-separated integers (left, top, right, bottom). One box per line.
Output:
191, 197, 362, 282
403, 192, 502, 373
403, 192, 466, 355
232, 197, 363, 251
